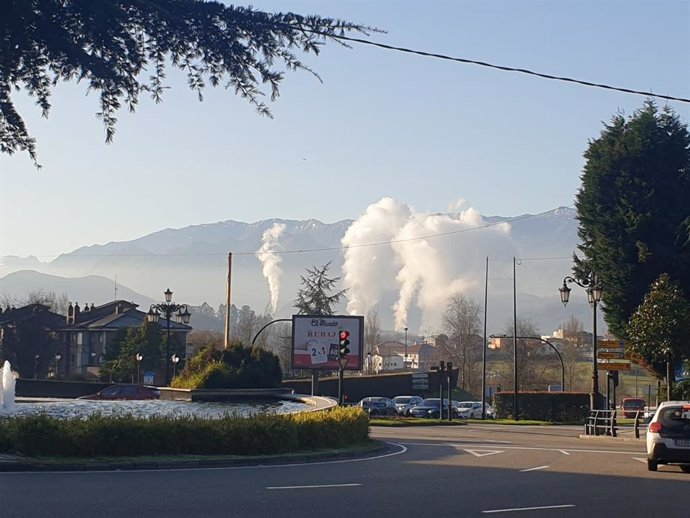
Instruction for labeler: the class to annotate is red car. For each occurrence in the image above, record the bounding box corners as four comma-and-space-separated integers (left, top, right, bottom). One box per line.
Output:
621, 397, 646, 418
78, 384, 160, 400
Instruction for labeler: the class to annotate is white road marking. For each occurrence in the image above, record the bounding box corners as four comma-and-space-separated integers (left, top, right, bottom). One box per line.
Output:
483, 504, 575, 514
633, 457, 647, 463
465, 449, 505, 457
520, 465, 550, 472
558, 450, 570, 456
267, 483, 361, 490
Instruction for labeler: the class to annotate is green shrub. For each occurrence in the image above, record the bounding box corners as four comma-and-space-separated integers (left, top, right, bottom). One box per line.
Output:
494, 391, 590, 421
172, 341, 282, 390
0, 407, 369, 457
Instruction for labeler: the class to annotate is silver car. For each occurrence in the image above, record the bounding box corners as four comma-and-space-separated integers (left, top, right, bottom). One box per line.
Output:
646, 400, 690, 472
392, 395, 424, 416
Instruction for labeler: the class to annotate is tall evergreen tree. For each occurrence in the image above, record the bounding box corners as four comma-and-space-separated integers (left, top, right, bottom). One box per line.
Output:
294, 261, 347, 316
575, 101, 690, 339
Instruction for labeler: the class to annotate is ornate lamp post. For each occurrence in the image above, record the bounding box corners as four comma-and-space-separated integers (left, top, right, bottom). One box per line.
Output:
54, 353, 61, 379
147, 288, 191, 385
34, 354, 40, 379
559, 273, 603, 410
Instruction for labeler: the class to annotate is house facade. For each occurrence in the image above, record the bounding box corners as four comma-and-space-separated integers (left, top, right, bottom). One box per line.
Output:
371, 340, 440, 373
0, 301, 191, 380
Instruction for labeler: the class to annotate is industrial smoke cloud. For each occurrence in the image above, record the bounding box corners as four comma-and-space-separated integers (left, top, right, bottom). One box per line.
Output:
256, 222, 286, 314
341, 198, 515, 331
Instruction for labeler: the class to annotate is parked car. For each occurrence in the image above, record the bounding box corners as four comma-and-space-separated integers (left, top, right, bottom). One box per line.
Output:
356, 397, 398, 417
409, 398, 458, 419
456, 401, 495, 419
392, 395, 424, 416
78, 384, 160, 400
646, 401, 690, 472
621, 397, 646, 418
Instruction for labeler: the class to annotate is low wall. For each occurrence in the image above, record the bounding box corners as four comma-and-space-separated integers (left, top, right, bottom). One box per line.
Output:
15, 379, 111, 398
282, 369, 459, 403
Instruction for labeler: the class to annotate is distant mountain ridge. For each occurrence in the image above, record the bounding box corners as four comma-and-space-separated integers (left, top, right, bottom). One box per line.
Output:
0, 207, 600, 334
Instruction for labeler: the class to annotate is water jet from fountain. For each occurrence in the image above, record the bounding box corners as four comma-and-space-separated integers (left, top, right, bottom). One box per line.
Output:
1, 360, 17, 413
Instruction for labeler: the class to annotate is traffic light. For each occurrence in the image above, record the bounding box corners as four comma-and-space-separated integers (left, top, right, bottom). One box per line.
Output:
339, 330, 350, 357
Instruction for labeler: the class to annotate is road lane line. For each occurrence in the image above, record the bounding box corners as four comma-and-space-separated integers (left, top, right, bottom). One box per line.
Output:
267, 483, 361, 490
483, 504, 575, 514
519, 465, 549, 472
464, 449, 505, 457
558, 450, 570, 455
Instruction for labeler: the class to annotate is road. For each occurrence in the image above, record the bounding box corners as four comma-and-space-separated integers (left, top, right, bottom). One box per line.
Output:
1, 423, 687, 517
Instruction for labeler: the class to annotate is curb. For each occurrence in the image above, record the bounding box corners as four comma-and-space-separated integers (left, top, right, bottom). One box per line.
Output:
0, 441, 391, 473
578, 434, 644, 443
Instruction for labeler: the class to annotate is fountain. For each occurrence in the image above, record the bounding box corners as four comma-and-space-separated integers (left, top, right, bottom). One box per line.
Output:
1, 360, 17, 413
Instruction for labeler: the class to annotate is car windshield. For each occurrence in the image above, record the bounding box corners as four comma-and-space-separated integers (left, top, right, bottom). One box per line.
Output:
458, 402, 473, 408
623, 400, 644, 408
394, 397, 412, 404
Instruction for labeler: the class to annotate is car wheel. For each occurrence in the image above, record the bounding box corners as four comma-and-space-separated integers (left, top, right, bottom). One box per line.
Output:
647, 458, 658, 472
680, 465, 690, 473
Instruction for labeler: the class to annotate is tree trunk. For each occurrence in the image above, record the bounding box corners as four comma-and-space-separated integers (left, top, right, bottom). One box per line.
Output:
667, 360, 673, 401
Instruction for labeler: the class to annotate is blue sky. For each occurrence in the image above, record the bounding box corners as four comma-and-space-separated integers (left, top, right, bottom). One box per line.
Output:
1, 0, 688, 260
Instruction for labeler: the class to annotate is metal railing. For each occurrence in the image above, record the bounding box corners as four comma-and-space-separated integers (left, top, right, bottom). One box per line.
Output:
584, 409, 617, 437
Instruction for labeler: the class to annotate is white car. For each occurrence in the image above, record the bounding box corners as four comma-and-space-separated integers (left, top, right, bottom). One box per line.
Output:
456, 401, 494, 419
646, 400, 690, 472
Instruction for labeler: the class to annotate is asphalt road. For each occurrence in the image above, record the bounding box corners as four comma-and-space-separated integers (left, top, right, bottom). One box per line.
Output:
1, 424, 687, 518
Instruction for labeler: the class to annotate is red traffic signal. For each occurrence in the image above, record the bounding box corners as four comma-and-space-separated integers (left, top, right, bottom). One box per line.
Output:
339, 330, 350, 356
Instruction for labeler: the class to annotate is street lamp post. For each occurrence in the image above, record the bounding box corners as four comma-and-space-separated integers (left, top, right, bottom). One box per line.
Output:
559, 273, 603, 410
136, 353, 143, 384
147, 288, 191, 386
55, 353, 61, 379
34, 354, 40, 379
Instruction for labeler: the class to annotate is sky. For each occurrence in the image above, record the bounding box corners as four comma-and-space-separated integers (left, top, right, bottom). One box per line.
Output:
1, 0, 689, 261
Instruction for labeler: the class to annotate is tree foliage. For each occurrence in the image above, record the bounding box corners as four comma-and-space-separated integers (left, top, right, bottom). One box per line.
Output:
627, 273, 690, 382
574, 101, 690, 339
1, 0, 376, 165
100, 319, 163, 382
293, 261, 347, 316
173, 340, 282, 389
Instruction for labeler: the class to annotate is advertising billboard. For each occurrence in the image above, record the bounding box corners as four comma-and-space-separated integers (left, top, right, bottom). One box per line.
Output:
291, 315, 364, 371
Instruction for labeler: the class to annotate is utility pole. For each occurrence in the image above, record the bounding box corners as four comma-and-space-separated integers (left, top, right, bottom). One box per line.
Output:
224, 252, 232, 349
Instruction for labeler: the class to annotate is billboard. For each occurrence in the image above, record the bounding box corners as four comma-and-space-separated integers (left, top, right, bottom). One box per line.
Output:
291, 315, 364, 371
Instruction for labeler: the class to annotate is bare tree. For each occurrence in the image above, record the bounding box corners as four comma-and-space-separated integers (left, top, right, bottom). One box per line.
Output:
503, 318, 559, 391
558, 316, 587, 391
441, 293, 483, 394
364, 306, 381, 357
235, 305, 257, 345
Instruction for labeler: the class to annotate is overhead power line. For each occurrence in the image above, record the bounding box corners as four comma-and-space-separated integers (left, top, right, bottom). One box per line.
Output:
323, 32, 689, 104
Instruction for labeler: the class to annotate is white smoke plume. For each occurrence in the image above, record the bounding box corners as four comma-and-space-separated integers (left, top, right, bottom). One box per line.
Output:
341, 198, 515, 331
256, 223, 286, 314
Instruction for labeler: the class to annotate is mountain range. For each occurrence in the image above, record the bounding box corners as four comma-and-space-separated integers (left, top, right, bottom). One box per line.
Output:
0, 206, 606, 335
